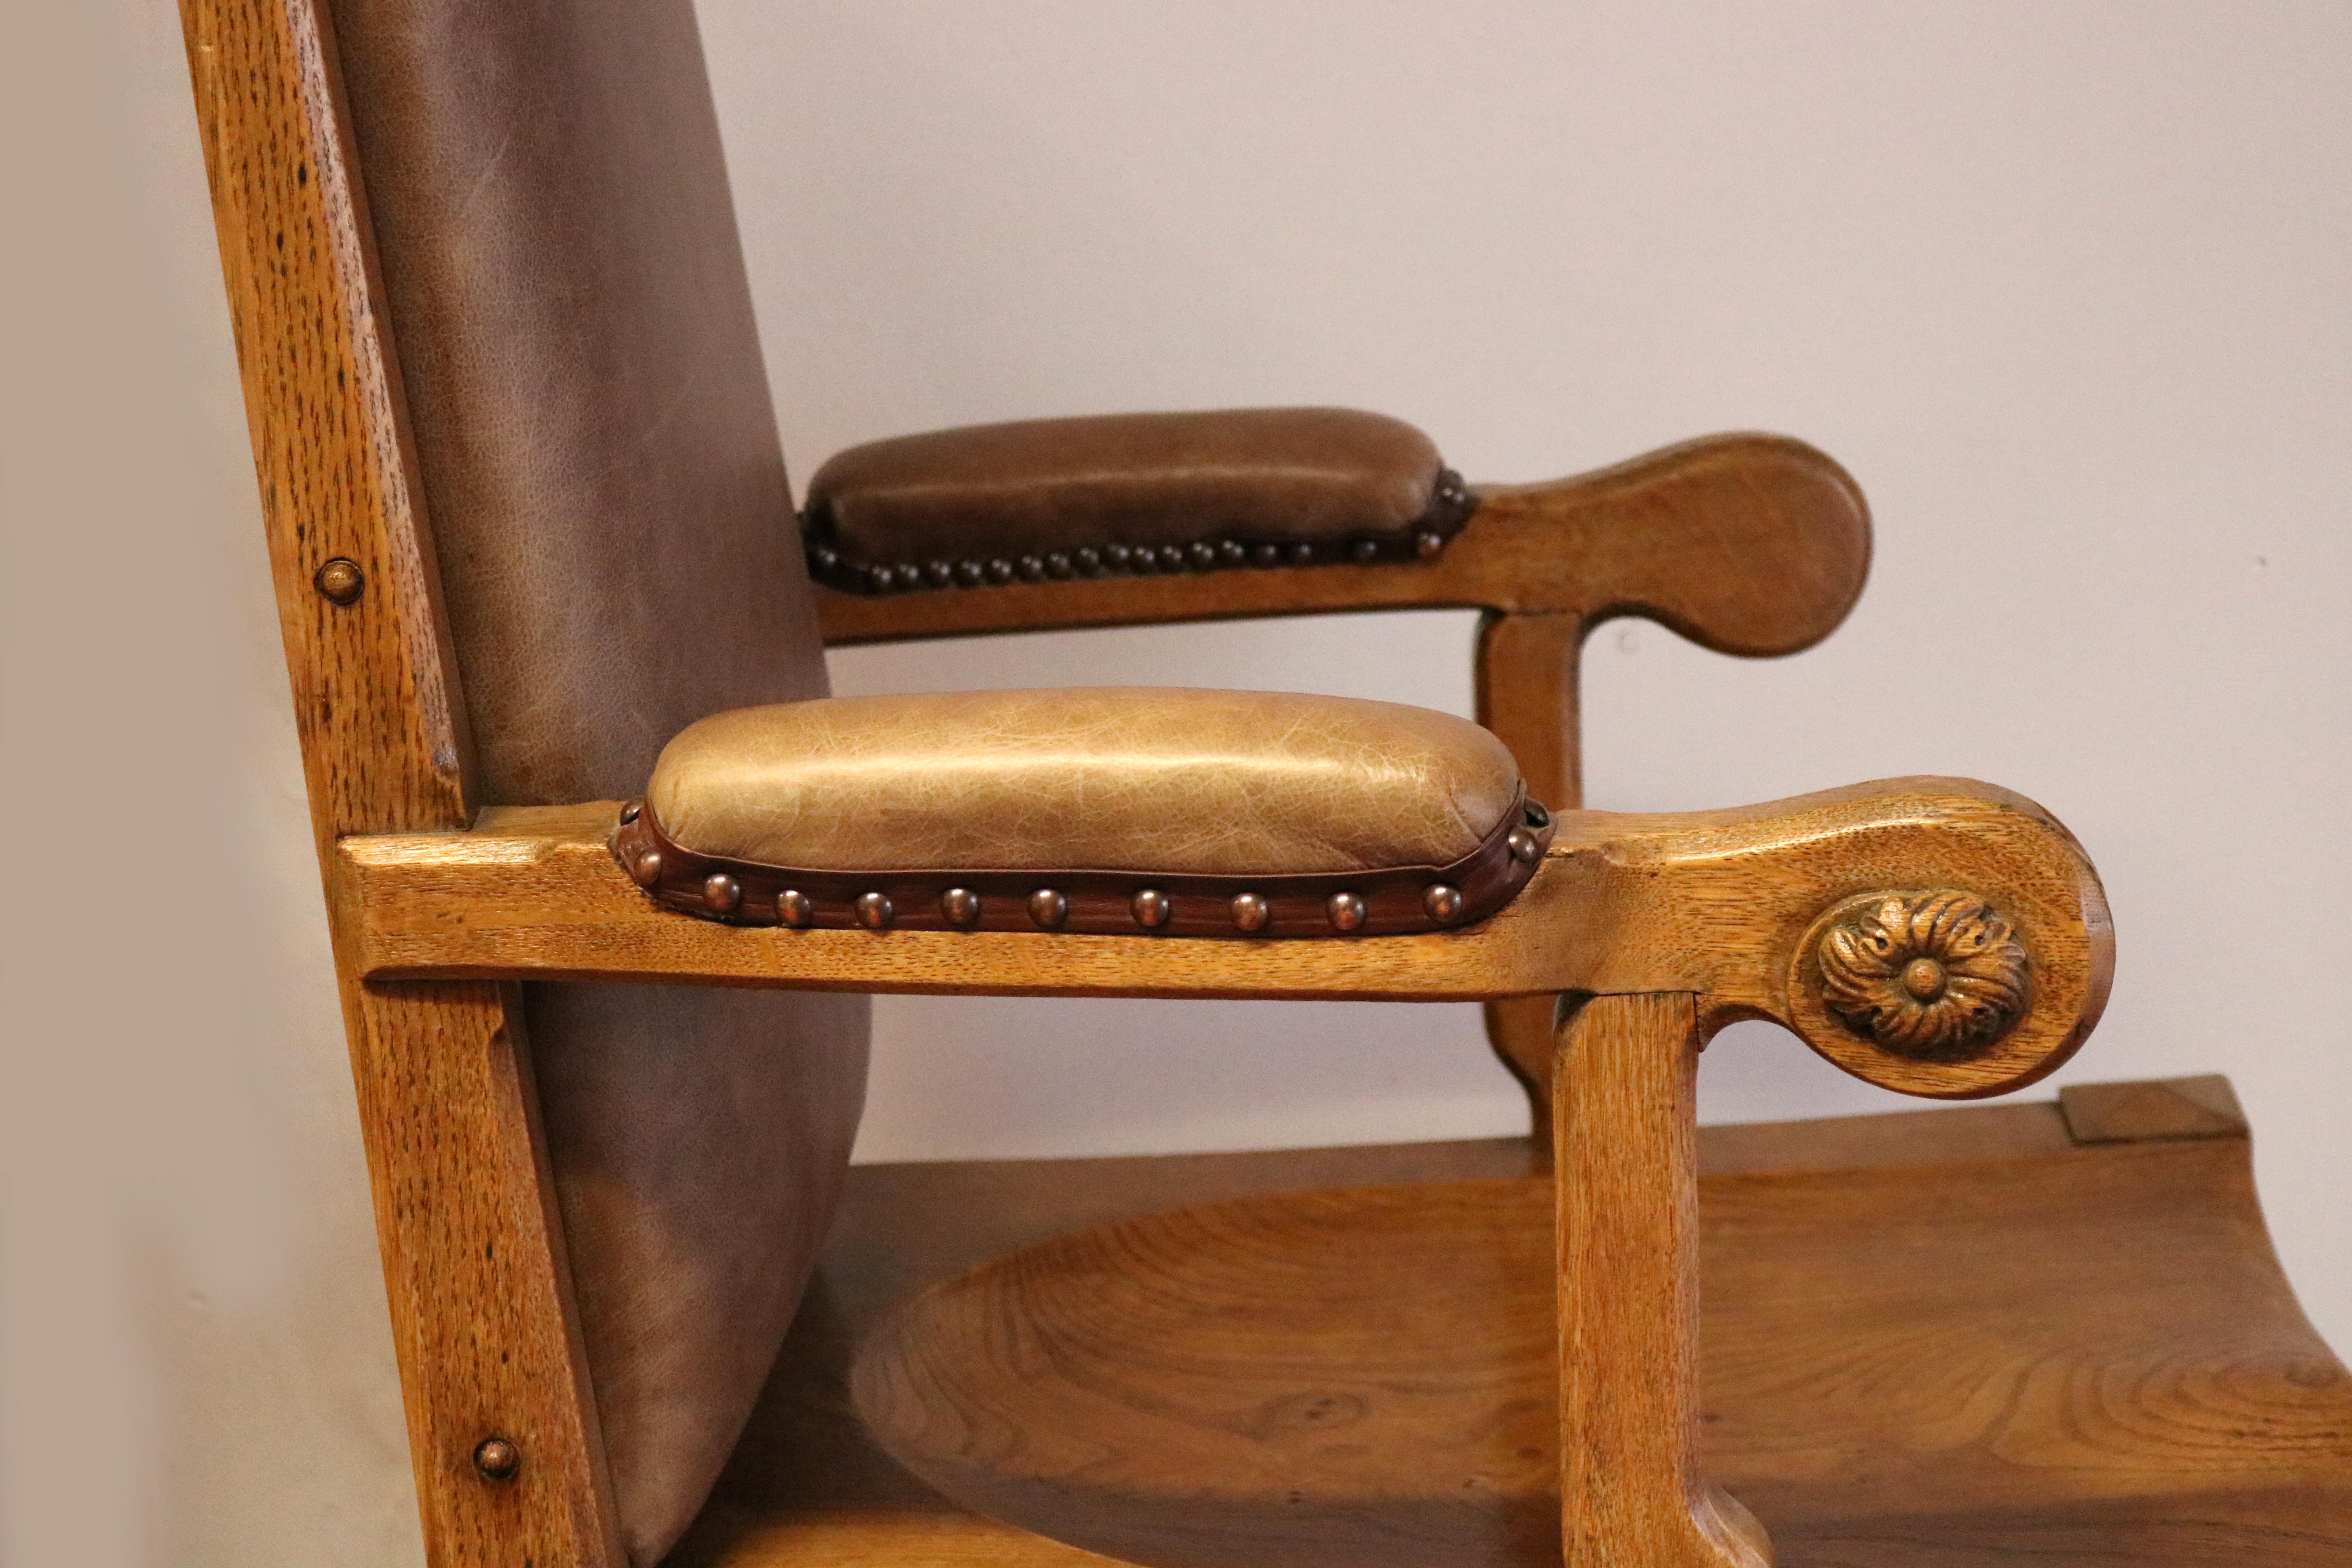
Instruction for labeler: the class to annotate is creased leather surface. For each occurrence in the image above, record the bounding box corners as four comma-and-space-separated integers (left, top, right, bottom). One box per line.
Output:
806, 408, 1442, 561
326, 2, 868, 1562
648, 689, 1521, 875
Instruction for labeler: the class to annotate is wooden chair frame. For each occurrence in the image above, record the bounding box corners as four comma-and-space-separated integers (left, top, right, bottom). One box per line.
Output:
181, 2, 2109, 1565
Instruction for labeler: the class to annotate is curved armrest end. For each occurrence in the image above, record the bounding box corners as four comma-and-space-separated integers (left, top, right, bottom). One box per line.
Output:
1598, 777, 2112, 1098
1475, 433, 1871, 657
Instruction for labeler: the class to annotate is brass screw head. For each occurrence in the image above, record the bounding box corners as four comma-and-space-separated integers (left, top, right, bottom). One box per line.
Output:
313, 557, 365, 605
1230, 892, 1271, 933
855, 891, 894, 929
1027, 889, 1067, 928
940, 887, 981, 927
1327, 891, 1367, 932
1423, 884, 1464, 924
472, 1436, 520, 1482
1130, 888, 1172, 929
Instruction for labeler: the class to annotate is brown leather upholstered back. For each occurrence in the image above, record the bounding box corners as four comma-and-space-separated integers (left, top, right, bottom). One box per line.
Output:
326, 2, 869, 1560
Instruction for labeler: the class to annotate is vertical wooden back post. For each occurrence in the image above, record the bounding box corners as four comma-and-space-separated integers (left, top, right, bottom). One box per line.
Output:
179, 0, 622, 1561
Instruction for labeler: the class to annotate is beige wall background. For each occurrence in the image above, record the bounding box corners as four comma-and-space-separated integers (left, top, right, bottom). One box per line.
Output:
2, 1, 2345, 1563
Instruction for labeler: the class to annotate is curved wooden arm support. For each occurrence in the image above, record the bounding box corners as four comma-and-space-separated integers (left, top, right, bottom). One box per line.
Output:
339, 774, 2105, 1099
811, 432, 1874, 1129
814, 433, 1870, 648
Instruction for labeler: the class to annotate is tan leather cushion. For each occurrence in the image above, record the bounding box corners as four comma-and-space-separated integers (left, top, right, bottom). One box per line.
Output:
802, 409, 1462, 588
648, 689, 1520, 875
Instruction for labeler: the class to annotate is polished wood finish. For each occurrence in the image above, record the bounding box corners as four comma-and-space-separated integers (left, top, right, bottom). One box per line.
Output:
1476, 610, 1586, 1124
336, 778, 2109, 1099
2060, 1072, 2248, 1143
182, 11, 2155, 1568
681, 1090, 2352, 1568
177, 1, 619, 1561
819, 436, 1873, 1144
816, 434, 1868, 650
1557, 995, 1767, 1566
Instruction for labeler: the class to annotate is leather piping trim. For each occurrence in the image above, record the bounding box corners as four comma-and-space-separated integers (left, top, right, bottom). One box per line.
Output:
610, 789, 1553, 939
802, 470, 1477, 597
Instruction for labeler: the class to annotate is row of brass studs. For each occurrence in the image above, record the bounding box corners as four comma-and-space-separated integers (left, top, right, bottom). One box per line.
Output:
625, 788, 1546, 932
806, 472, 1475, 596
625, 849, 1478, 933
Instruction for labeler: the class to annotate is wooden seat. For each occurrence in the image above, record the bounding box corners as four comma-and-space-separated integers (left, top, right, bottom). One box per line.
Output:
178, 3, 2318, 1565
674, 1082, 2352, 1568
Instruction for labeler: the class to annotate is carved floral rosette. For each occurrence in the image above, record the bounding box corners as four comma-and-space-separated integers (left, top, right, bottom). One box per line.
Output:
1815, 891, 2031, 1060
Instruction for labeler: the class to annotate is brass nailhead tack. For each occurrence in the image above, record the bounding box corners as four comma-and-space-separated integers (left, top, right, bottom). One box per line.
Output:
940, 887, 981, 927
473, 1437, 520, 1482
777, 889, 814, 927
619, 800, 641, 824
1028, 889, 1068, 928
704, 873, 742, 913
1508, 828, 1541, 864
1327, 891, 1367, 931
1351, 539, 1380, 562
631, 850, 663, 887
1131, 888, 1171, 929
856, 891, 894, 929
1423, 884, 1464, 923
1230, 893, 1271, 933
1416, 530, 1445, 558
313, 557, 365, 605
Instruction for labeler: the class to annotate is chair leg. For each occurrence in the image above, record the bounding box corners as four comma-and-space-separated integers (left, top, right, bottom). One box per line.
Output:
1555, 993, 1769, 1567
343, 978, 624, 1567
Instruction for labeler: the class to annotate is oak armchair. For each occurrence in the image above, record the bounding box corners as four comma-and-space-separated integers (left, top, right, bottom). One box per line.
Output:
181, 2, 2349, 1568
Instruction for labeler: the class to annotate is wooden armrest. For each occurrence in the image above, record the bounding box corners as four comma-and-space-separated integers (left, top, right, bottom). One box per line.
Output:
817, 432, 1869, 656
339, 775, 2107, 1099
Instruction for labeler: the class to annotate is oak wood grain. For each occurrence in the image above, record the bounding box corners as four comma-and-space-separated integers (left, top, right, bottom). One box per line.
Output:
1476, 609, 1587, 1132
822, 434, 1871, 1151
1556, 995, 1768, 1566
177, 1, 620, 1561
698, 1094, 2352, 1568
338, 777, 2109, 1098
816, 434, 1869, 651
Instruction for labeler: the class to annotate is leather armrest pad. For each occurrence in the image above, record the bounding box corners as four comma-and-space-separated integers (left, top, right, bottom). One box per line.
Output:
617, 689, 1552, 938
802, 408, 1474, 593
